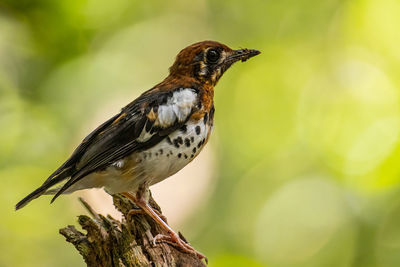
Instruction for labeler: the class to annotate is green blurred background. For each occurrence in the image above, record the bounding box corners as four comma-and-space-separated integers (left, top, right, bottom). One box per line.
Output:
1, 0, 400, 266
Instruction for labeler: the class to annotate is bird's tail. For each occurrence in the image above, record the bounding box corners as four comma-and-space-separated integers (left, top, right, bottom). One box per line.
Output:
15, 169, 73, 210
15, 184, 50, 210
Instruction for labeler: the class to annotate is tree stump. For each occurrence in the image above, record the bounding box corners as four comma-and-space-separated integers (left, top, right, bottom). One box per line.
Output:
59, 193, 206, 267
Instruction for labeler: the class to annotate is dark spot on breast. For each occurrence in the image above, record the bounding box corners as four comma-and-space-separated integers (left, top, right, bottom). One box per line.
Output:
155, 152, 159, 156
178, 153, 182, 158
174, 137, 183, 148
167, 137, 172, 145
191, 154, 194, 158
192, 147, 197, 153
195, 126, 201, 135
184, 154, 188, 159
203, 113, 208, 124
167, 154, 170, 157
197, 141, 202, 148
180, 124, 187, 133
190, 136, 194, 142
169, 151, 173, 155
159, 149, 163, 155
185, 138, 191, 147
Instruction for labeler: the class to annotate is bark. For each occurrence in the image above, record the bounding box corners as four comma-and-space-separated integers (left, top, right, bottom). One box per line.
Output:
59, 193, 206, 267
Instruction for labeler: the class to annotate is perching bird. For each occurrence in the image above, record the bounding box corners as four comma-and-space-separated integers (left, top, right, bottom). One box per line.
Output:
16, 40, 260, 259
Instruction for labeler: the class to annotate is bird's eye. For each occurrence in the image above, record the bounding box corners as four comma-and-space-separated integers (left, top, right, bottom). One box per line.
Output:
206, 49, 220, 64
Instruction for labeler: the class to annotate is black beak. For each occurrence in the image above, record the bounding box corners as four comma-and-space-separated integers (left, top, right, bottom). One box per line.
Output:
227, 48, 261, 63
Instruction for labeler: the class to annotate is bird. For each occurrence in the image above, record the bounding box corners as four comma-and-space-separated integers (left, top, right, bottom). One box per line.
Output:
16, 40, 260, 260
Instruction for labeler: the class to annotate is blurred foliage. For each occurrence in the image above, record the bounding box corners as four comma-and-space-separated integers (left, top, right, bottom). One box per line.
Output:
1, 0, 400, 266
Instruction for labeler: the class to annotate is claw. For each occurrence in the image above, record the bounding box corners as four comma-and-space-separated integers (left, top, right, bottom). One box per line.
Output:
153, 233, 207, 262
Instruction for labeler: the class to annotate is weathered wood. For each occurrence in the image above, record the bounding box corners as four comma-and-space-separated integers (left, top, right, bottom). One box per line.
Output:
60, 193, 206, 267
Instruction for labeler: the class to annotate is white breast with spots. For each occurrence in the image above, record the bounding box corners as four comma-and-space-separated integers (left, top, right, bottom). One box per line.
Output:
139, 119, 211, 186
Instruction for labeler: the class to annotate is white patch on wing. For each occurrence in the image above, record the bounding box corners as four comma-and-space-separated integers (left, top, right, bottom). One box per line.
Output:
112, 160, 124, 169
137, 88, 197, 142
137, 125, 154, 142
158, 105, 175, 125
156, 88, 197, 126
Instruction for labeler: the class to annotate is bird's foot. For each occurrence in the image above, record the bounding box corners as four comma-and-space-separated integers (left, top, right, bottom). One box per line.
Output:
153, 232, 207, 263
122, 192, 206, 262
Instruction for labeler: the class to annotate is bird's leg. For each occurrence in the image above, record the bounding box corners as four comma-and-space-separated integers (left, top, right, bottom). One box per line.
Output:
127, 207, 168, 223
121, 192, 206, 261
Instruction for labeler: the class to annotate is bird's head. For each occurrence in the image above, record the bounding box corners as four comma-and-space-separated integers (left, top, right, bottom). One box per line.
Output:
169, 41, 260, 86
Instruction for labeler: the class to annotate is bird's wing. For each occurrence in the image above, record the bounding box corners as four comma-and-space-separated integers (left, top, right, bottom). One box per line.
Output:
50, 87, 199, 201
42, 112, 122, 184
